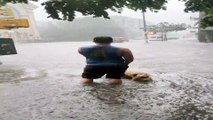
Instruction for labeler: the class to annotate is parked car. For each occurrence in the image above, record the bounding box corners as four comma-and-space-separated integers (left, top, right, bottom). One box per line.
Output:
112, 37, 128, 43
148, 35, 162, 41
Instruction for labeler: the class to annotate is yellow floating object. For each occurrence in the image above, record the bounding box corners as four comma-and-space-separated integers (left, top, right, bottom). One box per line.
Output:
123, 71, 152, 82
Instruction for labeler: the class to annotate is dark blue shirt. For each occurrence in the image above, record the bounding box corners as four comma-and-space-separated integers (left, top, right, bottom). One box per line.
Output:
80, 45, 125, 66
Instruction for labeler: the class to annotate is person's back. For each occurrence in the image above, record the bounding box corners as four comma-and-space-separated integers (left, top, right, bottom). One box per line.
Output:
78, 36, 134, 85
80, 45, 125, 66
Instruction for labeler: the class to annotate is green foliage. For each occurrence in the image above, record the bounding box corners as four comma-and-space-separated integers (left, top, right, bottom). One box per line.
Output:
0, 1, 7, 6
182, 0, 213, 28
182, 0, 212, 12
200, 14, 213, 28
41, 0, 167, 21
1, 0, 213, 27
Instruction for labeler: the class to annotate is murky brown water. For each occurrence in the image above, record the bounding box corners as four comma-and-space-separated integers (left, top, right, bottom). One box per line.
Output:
0, 39, 213, 120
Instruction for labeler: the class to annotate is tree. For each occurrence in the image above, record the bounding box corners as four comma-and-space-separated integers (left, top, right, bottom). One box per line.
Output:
182, 0, 213, 28
0, 0, 212, 28
41, 0, 168, 21
1, 0, 167, 21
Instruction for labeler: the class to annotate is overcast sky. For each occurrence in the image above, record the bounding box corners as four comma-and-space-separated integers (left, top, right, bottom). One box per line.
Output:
33, 0, 198, 24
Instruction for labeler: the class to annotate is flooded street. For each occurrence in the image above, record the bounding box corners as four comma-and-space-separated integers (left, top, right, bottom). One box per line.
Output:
0, 39, 213, 120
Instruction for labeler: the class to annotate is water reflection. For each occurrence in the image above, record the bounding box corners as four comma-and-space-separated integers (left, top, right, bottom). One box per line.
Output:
80, 72, 213, 119
83, 83, 127, 104
0, 65, 47, 83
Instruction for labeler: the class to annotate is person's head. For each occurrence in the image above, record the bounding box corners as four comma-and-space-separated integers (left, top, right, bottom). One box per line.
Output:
93, 36, 113, 44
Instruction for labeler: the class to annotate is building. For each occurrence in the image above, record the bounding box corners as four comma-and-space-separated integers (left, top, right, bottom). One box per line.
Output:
0, 3, 41, 42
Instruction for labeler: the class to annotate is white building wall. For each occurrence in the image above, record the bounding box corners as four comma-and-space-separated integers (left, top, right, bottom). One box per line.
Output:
2, 3, 41, 42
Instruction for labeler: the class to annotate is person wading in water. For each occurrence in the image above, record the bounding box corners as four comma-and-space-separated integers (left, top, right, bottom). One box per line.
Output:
78, 36, 134, 85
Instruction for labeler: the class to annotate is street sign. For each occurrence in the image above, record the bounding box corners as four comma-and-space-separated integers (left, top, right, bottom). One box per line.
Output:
0, 19, 29, 29
0, 38, 17, 55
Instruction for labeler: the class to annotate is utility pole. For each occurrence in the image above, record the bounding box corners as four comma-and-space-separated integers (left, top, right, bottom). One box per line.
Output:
142, 11, 149, 43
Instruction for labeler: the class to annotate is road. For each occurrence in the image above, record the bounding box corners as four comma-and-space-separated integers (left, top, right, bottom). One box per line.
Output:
0, 39, 213, 120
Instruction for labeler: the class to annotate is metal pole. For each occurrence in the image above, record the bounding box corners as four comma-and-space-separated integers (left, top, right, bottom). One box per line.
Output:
142, 11, 148, 43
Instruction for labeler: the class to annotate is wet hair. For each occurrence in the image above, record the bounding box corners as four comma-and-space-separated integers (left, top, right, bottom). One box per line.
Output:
93, 36, 113, 43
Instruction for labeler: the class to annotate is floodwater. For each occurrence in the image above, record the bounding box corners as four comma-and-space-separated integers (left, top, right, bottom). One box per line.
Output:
0, 39, 213, 120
